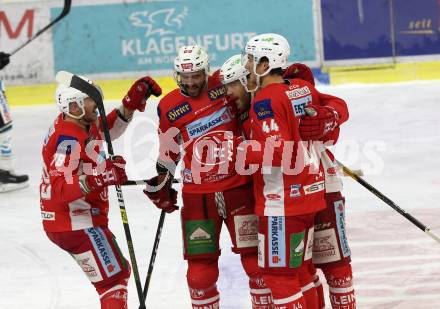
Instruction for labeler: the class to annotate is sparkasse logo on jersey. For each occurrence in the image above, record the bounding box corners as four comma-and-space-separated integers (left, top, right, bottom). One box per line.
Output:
185, 106, 233, 138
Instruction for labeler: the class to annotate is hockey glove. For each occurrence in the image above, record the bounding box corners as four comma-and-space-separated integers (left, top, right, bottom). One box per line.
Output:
143, 175, 179, 213
299, 105, 339, 140
0, 52, 10, 70
81, 156, 128, 193
122, 76, 162, 112
283, 63, 315, 86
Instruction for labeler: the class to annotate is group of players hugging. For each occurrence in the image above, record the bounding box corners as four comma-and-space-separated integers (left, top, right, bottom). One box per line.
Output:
3, 33, 357, 309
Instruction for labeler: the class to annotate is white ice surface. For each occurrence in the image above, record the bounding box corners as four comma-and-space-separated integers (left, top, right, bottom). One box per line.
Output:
1, 80, 440, 308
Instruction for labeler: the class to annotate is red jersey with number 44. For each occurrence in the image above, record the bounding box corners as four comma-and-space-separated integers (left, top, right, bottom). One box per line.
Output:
249, 80, 327, 217
157, 74, 249, 193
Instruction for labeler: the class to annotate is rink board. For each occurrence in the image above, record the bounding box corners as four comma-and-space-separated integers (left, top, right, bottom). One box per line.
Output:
5, 61, 440, 106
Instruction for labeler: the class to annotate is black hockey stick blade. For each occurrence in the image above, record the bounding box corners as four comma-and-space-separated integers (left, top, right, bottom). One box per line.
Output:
11, 0, 72, 56
55, 70, 102, 103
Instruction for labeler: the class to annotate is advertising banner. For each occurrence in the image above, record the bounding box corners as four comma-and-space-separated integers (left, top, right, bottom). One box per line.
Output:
321, 0, 440, 61
0, 2, 55, 85
321, 0, 392, 61
52, 0, 316, 75
393, 0, 440, 56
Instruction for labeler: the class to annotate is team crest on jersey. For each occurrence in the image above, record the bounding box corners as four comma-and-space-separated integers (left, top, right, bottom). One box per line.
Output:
253, 99, 274, 120
166, 102, 192, 122
208, 85, 227, 101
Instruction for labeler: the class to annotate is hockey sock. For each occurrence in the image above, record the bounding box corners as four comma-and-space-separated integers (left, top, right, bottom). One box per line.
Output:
299, 263, 319, 309
263, 273, 306, 309
313, 274, 325, 309
249, 276, 274, 309
187, 259, 220, 309
241, 253, 274, 309
99, 287, 128, 309
323, 264, 356, 309
308, 263, 325, 309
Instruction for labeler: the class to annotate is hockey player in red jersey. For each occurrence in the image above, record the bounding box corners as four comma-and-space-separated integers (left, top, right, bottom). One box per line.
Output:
40, 74, 162, 309
220, 51, 355, 309
241, 33, 330, 309
0, 52, 29, 192
144, 45, 273, 309
283, 64, 356, 309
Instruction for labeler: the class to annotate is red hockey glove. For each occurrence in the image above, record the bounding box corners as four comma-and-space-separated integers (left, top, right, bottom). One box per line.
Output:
299, 105, 339, 140
283, 63, 315, 86
83, 156, 128, 193
0, 52, 10, 70
143, 176, 179, 214
122, 76, 162, 112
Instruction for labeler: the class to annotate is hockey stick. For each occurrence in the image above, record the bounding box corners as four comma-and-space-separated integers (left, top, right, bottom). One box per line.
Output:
10, 0, 72, 56
338, 161, 440, 244
55, 71, 147, 309
120, 168, 363, 186
123, 178, 180, 186
140, 209, 166, 305
140, 172, 176, 306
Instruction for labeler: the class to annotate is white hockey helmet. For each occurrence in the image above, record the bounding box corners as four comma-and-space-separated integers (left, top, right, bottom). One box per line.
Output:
243, 33, 290, 77
55, 75, 93, 119
220, 54, 250, 88
174, 45, 210, 75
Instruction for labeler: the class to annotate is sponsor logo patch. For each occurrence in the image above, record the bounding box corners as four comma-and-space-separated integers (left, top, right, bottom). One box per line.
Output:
334, 200, 351, 257
185, 219, 217, 255
285, 86, 311, 99
303, 180, 325, 195
327, 166, 339, 177
253, 99, 274, 120
312, 228, 341, 264
268, 216, 286, 267
181, 62, 193, 70
166, 102, 192, 122
208, 85, 227, 101
258, 233, 265, 267
85, 227, 121, 277
265, 193, 281, 201
234, 214, 258, 248
291, 95, 312, 117
183, 168, 193, 183
289, 184, 302, 198
289, 232, 305, 268
185, 106, 233, 138
72, 250, 103, 283
41, 211, 55, 221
